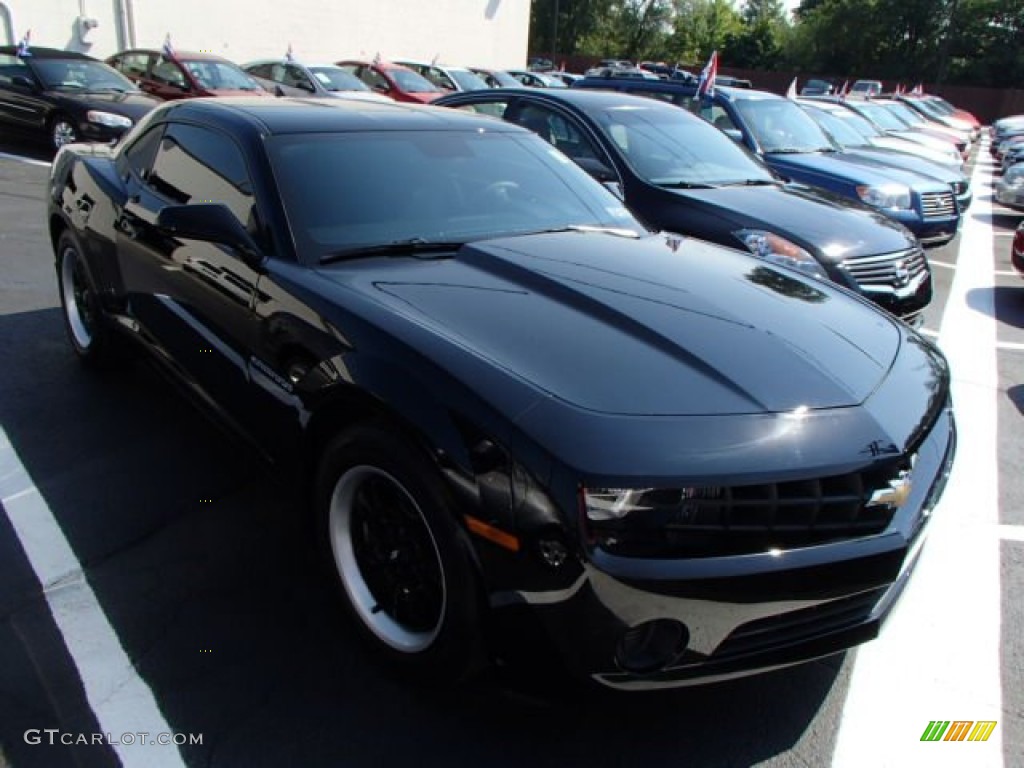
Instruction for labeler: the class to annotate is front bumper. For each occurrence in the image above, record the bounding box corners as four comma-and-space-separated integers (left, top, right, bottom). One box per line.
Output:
492, 405, 955, 690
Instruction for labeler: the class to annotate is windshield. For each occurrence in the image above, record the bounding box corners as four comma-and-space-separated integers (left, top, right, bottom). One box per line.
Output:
734, 99, 835, 153
449, 69, 489, 91
31, 58, 138, 92
182, 59, 262, 91
906, 99, 946, 120
480, 69, 520, 87
885, 103, 927, 125
852, 102, 908, 131
268, 130, 643, 259
389, 68, 441, 93
803, 107, 869, 148
831, 109, 882, 139
594, 105, 775, 186
309, 66, 370, 92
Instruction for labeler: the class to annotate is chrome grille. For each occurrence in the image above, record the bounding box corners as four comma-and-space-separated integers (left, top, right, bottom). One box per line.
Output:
840, 247, 928, 287
588, 460, 913, 558
921, 191, 957, 219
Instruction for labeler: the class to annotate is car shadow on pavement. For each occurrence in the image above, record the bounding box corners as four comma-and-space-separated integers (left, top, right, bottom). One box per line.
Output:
0, 307, 846, 768
967, 286, 1024, 330
992, 212, 1024, 232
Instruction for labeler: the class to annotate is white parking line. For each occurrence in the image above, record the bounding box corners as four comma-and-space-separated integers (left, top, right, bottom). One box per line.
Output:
998, 525, 1024, 542
833, 147, 1004, 766
0, 152, 50, 168
929, 259, 956, 269
0, 425, 186, 768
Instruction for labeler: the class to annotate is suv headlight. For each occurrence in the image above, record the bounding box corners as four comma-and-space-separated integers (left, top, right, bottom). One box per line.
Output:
86, 110, 133, 129
856, 183, 912, 210
733, 229, 828, 279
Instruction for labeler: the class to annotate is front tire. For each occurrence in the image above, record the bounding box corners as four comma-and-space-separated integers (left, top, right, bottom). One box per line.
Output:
50, 114, 78, 150
315, 424, 484, 682
56, 231, 124, 367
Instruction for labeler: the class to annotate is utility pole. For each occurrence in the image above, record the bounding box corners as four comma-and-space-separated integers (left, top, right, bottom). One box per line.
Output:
551, 0, 560, 66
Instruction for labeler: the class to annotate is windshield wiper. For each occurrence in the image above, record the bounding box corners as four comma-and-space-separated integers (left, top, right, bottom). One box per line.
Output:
717, 179, 780, 187
765, 147, 809, 154
531, 224, 641, 238
88, 85, 129, 93
654, 180, 716, 189
319, 238, 464, 264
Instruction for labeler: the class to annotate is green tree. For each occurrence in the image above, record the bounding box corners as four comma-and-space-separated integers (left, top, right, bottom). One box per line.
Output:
665, 0, 744, 65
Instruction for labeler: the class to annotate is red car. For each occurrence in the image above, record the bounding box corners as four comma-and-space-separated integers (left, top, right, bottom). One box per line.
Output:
1013, 221, 1024, 276
336, 60, 444, 104
106, 49, 271, 100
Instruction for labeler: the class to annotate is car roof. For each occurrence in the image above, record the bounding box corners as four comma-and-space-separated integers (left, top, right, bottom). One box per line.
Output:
0, 46, 96, 61
114, 48, 232, 62
338, 59, 412, 72
153, 96, 528, 136
450, 86, 687, 112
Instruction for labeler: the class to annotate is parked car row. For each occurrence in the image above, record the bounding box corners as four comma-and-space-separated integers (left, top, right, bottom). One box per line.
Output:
47, 93, 957, 691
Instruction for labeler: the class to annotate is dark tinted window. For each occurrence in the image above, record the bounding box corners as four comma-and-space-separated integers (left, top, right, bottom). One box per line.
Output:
122, 125, 164, 179
267, 130, 641, 259
148, 123, 254, 228
245, 63, 275, 79
151, 55, 187, 88
0, 53, 31, 84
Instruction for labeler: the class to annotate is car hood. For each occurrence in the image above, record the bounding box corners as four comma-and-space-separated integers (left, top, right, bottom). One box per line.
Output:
831, 148, 961, 186
661, 182, 915, 261
47, 90, 159, 120
767, 151, 946, 192
319, 232, 901, 417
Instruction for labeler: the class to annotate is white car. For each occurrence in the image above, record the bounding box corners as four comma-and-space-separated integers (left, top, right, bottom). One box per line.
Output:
393, 60, 489, 92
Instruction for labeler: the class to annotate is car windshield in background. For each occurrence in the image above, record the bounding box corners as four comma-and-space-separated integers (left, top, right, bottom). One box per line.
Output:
735, 99, 835, 153
852, 102, 909, 131
885, 103, 927, 126
390, 68, 441, 93
593, 106, 776, 187
181, 60, 261, 91
449, 69, 488, 91
807, 107, 870, 148
268, 130, 642, 259
309, 66, 371, 92
832, 109, 883, 140
30, 59, 138, 92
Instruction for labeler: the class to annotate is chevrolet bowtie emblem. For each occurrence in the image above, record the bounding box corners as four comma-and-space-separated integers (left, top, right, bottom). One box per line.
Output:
867, 469, 913, 509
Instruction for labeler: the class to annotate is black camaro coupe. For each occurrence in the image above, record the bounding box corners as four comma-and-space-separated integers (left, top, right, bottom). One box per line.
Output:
47, 97, 955, 689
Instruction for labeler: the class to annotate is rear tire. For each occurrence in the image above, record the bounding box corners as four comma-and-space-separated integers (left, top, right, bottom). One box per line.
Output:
314, 424, 484, 683
56, 231, 125, 368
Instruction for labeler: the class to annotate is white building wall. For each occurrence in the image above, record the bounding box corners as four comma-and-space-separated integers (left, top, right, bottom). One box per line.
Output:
2, 0, 531, 69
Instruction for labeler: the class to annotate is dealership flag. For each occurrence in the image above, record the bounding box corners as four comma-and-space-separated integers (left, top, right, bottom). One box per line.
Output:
285, 43, 294, 62
696, 50, 718, 98
837, 80, 849, 101
785, 77, 798, 99
911, 83, 924, 95
16, 30, 31, 58
162, 33, 176, 59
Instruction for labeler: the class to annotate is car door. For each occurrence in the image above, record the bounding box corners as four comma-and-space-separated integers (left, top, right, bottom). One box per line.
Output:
115, 120, 264, 430
0, 53, 46, 129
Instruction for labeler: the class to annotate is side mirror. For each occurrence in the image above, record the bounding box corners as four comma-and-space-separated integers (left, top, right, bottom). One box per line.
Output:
574, 156, 618, 183
12, 75, 36, 90
297, 80, 315, 93
274, 84, 286, 97
372, 84, 390, 94
723, 128, 744, 144
156, 204, 264, 271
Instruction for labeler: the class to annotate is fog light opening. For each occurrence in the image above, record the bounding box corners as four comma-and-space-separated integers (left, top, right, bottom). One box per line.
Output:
615, 619, 689, 675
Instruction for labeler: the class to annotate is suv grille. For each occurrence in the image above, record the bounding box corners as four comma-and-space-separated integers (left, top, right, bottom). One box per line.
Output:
921, 191, 957, 219
589, 460, 913, 558
840, 247, 928, 287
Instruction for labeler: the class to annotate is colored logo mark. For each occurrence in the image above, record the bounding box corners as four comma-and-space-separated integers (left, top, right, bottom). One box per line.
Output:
921, 720, 997, 742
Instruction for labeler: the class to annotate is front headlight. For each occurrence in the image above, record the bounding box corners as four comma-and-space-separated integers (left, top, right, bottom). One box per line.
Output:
856, 183, 912, 210
733, 229, 828, 280
1005, 168, 1024, 188
86, 110, 133, 129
